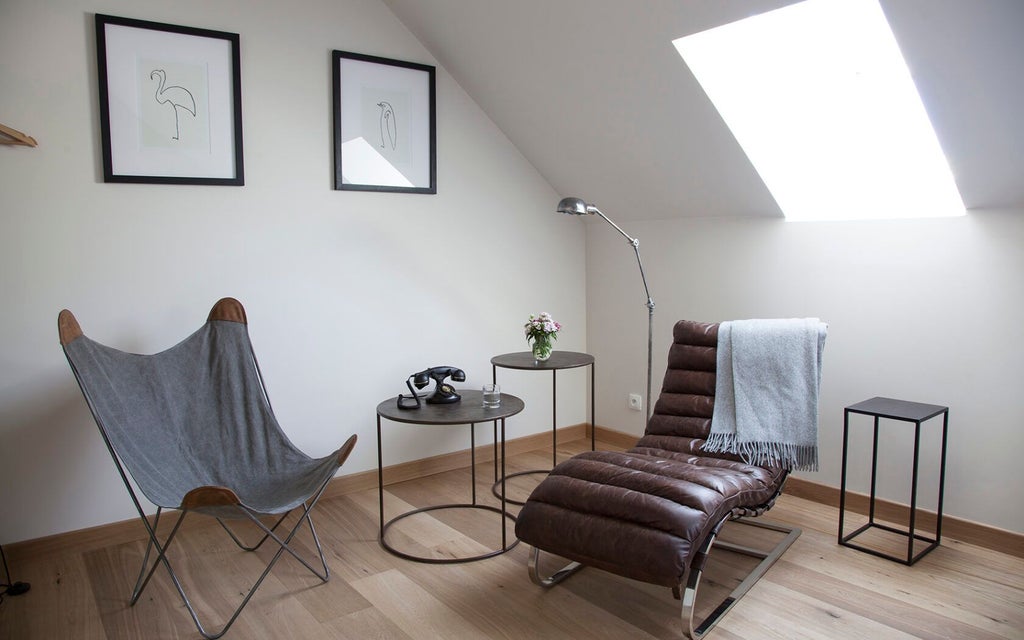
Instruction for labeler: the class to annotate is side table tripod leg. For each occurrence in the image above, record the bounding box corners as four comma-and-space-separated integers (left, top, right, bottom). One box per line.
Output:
471, 422, 477, 505
493, 364, 499, 483
501, 417, 507, 550
493, 421, 498, 483
551, 370, 557, 468
377, 416, 384, 539
590, 362, 596, 451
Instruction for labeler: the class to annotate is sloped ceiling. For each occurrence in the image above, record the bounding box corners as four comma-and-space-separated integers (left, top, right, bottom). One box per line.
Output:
383, 0, 1024, 221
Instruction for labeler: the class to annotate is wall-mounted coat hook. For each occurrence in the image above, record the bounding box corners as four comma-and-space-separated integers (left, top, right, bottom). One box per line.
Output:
0, 122, 38, 147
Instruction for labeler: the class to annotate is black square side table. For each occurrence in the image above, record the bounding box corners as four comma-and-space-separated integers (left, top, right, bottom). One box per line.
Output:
838, 396, 949, 565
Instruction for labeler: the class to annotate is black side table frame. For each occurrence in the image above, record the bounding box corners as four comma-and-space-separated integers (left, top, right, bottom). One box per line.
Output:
838, 396, 949, 565
490, 351, 595, 505
376, 390, 525, 564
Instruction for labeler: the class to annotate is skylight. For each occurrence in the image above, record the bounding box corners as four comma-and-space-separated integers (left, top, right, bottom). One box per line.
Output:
672, 0, 965, 221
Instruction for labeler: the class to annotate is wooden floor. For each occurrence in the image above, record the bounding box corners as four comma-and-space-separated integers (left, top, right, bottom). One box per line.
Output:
2, 438, 1022, 639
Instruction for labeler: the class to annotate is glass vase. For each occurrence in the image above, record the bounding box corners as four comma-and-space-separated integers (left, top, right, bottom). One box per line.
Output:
531, 336, 553, 362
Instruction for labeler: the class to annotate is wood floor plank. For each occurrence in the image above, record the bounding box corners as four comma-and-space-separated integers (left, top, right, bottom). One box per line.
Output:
255, 526, 372, 625
304, 493, 404, 584
559, 562, 688, 639
391, 545, 661, 640
82, 540, 197, 639
0, 550, 106, 640
225, 588, 327, 640
770, 560, 1014, 640
323, 606, 415, 640
766, 518, 1024, 638
347, 485, 516, 564
719, 579, 922, 640
348, 487, 479, 552
351, 569, 492, 639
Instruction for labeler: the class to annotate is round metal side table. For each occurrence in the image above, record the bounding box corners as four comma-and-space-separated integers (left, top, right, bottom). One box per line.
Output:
490, 351, 595, 505
376, 389, 524, 563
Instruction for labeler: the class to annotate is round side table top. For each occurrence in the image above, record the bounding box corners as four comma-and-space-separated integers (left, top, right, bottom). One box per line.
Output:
491, 351, 594, 371
377, 389, 524, 424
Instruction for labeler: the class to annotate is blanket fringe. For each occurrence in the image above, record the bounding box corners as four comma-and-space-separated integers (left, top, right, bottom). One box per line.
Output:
703, 433, 818, 472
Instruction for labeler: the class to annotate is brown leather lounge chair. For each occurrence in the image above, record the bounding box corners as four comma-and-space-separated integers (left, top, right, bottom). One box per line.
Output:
515, 320, 803, 639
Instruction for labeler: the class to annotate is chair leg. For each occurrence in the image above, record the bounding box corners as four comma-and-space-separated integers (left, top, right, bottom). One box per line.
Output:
170, 508, 330, 639
130, 507, 188, 606
238, 501, 331, 581
216, 511, 291, 551
527, 545, 584, 587
131, 507, 162, 602
680, 518, 801, 639
214, 500, 330, 579
128, 496, 333, 639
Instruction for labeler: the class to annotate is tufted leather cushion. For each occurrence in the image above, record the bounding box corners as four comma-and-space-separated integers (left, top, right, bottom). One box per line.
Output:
515, 320, 786, 587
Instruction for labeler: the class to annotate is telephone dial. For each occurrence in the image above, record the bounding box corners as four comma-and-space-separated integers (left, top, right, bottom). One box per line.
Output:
397, 366, 466, 410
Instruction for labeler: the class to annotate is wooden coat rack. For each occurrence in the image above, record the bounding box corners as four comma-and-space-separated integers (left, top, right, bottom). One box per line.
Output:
0, 123, 38, 147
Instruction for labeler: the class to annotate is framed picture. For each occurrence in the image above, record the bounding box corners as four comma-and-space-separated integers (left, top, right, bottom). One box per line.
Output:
95, 14, 244, 185
332, 50, 436, 193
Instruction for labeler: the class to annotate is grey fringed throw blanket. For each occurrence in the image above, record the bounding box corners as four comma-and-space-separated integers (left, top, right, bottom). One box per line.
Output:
703, 318, 827, 471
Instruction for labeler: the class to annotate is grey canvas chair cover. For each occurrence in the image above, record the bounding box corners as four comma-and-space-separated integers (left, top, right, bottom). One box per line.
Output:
59, 297, 357, 639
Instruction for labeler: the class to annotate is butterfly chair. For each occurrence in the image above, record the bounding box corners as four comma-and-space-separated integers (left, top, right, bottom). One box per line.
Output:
515, 319, 826, 639
58, 298, 357, 639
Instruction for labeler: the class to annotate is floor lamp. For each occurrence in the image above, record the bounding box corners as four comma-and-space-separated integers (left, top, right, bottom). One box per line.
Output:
557, 197, 655, 426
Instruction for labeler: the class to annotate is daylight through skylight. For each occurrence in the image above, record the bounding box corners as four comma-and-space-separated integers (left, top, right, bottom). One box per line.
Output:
672, 0, 965, 221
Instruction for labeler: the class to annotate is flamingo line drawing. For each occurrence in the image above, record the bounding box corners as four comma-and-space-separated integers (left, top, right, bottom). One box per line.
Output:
150, 69, 196, 141
377, 101, 397, 151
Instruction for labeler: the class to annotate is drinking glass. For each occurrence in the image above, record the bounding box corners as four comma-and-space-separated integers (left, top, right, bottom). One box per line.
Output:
482, 383, 501, 408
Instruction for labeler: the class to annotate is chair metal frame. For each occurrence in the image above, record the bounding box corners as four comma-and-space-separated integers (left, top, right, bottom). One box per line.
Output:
527, 512, 800, 640
117, 473, 334, 639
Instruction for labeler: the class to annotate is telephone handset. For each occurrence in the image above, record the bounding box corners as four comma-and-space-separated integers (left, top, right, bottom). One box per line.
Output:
397, 366, 467, 410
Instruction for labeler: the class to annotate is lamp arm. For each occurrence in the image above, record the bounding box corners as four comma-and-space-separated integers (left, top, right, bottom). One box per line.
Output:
631, 242, 655, 312
589, 206, 637, 246
591, 205, 654, 304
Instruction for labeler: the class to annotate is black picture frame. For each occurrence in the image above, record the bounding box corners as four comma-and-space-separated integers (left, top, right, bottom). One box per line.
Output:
95, 14, 244, 185
332, 50, 436, 193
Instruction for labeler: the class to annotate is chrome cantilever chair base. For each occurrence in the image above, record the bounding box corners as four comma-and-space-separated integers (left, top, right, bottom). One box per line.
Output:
527, 517, 800, 640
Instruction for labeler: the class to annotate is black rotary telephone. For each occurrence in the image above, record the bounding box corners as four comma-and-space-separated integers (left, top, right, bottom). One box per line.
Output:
397, 366, 466, 410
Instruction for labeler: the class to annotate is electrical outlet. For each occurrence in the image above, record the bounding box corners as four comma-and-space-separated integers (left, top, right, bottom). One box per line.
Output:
628, 393, 642, 411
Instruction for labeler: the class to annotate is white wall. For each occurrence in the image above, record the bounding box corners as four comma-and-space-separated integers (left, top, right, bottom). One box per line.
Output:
587, 209, 1024, 533
0, 0, 587, 544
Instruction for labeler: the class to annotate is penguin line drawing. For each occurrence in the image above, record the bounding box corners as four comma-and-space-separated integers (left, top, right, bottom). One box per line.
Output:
377, 101, 397, 151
